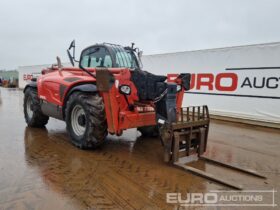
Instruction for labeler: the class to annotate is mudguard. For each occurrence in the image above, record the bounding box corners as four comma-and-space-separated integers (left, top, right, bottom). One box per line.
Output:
67, 83, 97, 96
62, 83, 98, 119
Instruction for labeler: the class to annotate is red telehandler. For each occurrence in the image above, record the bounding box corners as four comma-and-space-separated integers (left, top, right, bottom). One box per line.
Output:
23, 41, 265, 189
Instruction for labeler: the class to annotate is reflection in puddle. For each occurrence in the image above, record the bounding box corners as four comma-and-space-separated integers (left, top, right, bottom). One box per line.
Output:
107, 128, 141, 153
108, 128, 140, 142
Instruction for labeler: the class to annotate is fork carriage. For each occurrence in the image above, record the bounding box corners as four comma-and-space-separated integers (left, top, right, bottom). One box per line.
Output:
159, 105, 210, 162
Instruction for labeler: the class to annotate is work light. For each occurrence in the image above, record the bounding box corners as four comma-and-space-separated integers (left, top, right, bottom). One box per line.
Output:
119, 85, 131, 95
176, 84, 182, 92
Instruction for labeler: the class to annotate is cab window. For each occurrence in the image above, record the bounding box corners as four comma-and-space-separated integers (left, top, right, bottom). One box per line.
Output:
110, 46, 139, 69
81, 47, 113, 68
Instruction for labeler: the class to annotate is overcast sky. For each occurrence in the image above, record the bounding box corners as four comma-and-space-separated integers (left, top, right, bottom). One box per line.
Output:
1, 0, 280, 69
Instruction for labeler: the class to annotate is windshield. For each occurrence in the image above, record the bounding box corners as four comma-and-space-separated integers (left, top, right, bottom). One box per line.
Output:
81, 47, 113, 68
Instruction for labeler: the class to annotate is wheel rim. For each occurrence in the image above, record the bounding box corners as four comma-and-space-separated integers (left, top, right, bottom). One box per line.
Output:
26, 96, 33, 119
71, 105, 86, 137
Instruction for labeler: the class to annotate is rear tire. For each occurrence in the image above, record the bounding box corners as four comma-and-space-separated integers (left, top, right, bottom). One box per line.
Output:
65, 92, 108, 149
138, 125, 159, 137
24, 88, 49, 127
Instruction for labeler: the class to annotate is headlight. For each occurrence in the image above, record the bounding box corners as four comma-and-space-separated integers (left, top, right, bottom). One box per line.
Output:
119, 85, 131, 95
176, 84, 182, 92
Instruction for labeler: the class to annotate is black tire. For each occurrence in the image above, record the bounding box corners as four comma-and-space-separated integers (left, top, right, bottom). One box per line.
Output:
138, 125, 159, 137
24, 88, 49, 127
65, 92, 108, 149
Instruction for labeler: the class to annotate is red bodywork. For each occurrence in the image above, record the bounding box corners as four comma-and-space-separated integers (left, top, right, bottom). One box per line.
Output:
37, 67, 184, 135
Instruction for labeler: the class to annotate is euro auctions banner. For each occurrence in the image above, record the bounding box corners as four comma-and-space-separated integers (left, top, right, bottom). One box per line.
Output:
142, 42, 280, 124
18, 63, 71, 89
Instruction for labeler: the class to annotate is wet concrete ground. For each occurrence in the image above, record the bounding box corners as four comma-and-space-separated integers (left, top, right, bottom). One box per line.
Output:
0, 88, 279, 210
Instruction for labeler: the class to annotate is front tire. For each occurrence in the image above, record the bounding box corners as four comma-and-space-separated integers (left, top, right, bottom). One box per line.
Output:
65, 92, 108, 149
24, 88, 49, 127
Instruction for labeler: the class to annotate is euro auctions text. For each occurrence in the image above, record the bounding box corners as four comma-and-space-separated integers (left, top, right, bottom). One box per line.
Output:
166, 190, 277, 207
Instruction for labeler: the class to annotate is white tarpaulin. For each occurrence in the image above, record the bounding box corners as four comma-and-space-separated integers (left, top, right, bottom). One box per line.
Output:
142, 42, 280, 124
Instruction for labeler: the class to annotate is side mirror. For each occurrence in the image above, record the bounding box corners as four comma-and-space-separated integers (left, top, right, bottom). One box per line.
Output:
67, 49, 75, 66
137, 50, 143, 69
67, 40, 78, 66
68, 40, 75, 50
138, 50, 143, 58
178, 73, 191, 91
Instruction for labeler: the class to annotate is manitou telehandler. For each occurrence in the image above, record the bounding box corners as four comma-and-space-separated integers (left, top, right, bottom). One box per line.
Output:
23, 41, 266, 189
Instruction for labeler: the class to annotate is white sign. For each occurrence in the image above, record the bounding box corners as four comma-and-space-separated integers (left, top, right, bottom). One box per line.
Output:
142, 42, 280, 124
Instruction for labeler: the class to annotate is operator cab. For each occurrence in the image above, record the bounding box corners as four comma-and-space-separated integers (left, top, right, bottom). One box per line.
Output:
67, 41, 169, 101
79, 43, 141, 69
